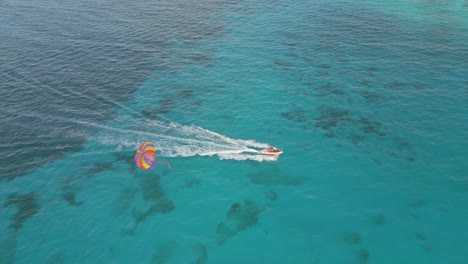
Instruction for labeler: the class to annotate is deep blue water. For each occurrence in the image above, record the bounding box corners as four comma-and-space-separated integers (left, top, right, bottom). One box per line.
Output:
1, 0, 467, 263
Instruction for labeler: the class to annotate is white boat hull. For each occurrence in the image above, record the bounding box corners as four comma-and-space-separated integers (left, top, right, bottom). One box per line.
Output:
260, 149, 283, 156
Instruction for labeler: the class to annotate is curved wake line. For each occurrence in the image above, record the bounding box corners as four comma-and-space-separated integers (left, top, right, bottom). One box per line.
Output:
95, 124, 276, 161
1, 107, 277, 162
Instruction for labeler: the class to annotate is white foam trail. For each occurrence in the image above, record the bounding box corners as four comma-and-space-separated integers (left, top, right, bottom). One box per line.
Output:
92, 118, 275, 161
218, 153, 278, 162
95, 129, 274, 162
232, 139, 270, 149
0, 107, 277, 162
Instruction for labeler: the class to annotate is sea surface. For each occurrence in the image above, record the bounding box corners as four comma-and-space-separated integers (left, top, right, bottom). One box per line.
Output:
1, 0, 467, 263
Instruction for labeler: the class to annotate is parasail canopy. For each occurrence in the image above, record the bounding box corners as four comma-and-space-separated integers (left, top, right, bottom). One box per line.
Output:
134, 141, 156, 170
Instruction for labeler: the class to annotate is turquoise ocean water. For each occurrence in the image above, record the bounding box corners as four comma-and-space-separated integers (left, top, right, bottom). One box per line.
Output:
1, 0, 467, 263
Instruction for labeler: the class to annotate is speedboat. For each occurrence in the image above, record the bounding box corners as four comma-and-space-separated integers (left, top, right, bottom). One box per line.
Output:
260, 146, 283, 156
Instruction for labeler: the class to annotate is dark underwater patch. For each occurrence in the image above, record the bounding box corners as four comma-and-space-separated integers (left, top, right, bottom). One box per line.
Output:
192, 243, 208, 264
142, 97, 174, 119
274, 59, 292, 68
390, 137, 417, 162
131, 173, 174, 228
113, 152, 138, 173
188, 52, 213, 66
371, 214, 386, 226
3, 192, 40, 231
302, 54, 314, 64
184, 178, 201, 188
316, 71, 329, 78
415, 233, 426, 241
59, 176, 83, 207
393, 137, 411, 150
0, 233, 17, 264
422, 243, 432, 252
132, 199, 174, 225
62, 192, 83, 207
319, 63, 331, 69
358, 117, 386, 136
410, 213, 422, 222
265, 190, 278, 201
315, 105, 350, 130
281, 108, 309, 124
384, 81, 403, 90
343, 233, 361, 245
415, 232, 432, 251
119, 173, 174, 236
113, 188, 138, 217
142, 108, 162, 120
350, 133, 365, 145
216, 200, 264, 245
360, 90, 382, 102
179, 89, 193, 98
410, 199, 428, 209
314, 84, 345, 97
355, 248, 370, 263
0, 131, 85, 181
283, 34, 302, 47
152, 241, 177, 264
139, 174, 170, 203
159, 97, 174, 112
414, 84, 425, 90
86, 162, 115, 176
325, 131, 335, 138
313, 104, 400, 154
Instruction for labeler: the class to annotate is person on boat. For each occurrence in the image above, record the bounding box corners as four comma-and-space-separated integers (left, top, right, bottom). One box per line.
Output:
268, 146, 274, 152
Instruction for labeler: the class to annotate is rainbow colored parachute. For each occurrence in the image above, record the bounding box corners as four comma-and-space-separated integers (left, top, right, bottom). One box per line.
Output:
134, 141, 156, 170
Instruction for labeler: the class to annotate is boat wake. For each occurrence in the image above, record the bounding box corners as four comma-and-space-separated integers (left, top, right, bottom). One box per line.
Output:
93, 117, 278, 162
